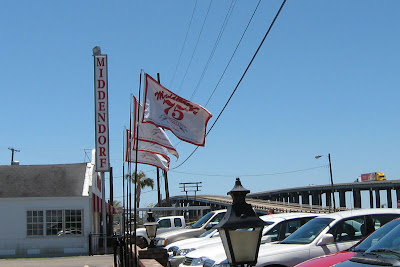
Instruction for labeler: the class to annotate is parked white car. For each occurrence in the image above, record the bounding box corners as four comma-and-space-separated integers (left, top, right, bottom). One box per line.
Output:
157, 209, 227, 247
166, 229, 220, 267
181, 209, 400, 267
173, 212, 317, 267
135, 215, 186, 246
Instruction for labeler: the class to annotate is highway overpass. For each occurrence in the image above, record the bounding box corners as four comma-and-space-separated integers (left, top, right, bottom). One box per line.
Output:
165, 180, 400, 214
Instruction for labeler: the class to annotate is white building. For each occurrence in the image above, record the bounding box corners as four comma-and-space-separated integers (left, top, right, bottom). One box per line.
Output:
0, 160, 117, 258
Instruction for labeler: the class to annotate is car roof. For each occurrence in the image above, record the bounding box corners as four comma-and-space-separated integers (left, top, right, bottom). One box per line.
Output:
260, 212, 317, 221
314, 208, 400, 220
156, 215, 184, 219
210, 209, 227, 213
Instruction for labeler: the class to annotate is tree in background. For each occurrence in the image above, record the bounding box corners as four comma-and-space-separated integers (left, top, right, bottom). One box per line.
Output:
126, 171, 154, 209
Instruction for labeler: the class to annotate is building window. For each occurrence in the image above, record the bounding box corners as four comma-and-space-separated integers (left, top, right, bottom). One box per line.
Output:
27, 209, 83, 237
64, 210, 83, 235
27, 210, 44, 236
46, 210, 63, 236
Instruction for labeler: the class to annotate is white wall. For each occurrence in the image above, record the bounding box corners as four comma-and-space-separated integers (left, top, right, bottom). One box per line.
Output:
0, 197, 91, 257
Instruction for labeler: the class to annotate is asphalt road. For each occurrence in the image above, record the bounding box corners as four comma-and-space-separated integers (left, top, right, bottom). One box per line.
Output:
0, 255, 114, 267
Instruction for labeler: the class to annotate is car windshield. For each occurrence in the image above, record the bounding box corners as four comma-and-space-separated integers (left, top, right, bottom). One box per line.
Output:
191, 212, 215, 229
281, 218, 333, 244
199, 229, 217, 237
365, 221, 400, 255
352, 219, 400, 252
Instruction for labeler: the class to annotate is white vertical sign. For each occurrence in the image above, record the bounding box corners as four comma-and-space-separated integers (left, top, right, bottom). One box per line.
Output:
94, 54, 110, 172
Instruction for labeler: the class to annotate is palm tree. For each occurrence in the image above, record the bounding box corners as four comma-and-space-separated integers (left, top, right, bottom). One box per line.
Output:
126, 171, 154, 208
112, 200, 122, 208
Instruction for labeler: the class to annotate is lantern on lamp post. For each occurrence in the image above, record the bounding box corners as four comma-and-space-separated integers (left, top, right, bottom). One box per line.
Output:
143, 211, 158, 248
216, 178, 266, 267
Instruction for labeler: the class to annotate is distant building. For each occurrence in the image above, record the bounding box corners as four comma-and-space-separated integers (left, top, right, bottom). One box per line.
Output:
0, 159, 117, 258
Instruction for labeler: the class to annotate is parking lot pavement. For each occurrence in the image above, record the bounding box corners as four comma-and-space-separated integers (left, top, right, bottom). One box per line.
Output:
0, 255, 114, 267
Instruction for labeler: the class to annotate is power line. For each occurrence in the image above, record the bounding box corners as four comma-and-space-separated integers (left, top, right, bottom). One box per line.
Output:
176, 0, 213, 94
169, 0, 198, 89
189, 0, 237, 100
173, 0, 287, 169
170, 165, 328, 177
206, 0, 287, 136
205, 0, 262, 107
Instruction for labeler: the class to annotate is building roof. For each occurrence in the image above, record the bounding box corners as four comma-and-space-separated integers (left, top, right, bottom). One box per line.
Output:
0, 163, 88, 198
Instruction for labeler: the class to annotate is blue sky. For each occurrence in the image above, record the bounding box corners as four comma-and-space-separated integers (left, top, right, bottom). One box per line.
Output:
1, 0, 399, 208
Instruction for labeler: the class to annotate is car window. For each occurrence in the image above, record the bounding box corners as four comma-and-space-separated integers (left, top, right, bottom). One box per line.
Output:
199, 229, 216, 237
207, 212, 226, 228
191, 212, 214, 228
370, 214, 400, 231
210, 212, 226, 223
265, 222, 282, 242
284, 217, 315, 238
158, 218, 171, 228
174, 218, 182, 227
329, 216, 364, 242
282, 218, 334, 244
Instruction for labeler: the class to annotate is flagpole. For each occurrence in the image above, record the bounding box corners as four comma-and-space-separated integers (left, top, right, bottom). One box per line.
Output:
121, 129, 125, 265
128, 99, 133, 266
157, 168, 161, 207
132, 71, 143, 267
157, 73, 171, 209
155, 72, 162, 209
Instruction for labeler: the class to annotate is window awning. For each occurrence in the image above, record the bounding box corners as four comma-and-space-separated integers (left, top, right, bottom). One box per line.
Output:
92, 193, 119, 215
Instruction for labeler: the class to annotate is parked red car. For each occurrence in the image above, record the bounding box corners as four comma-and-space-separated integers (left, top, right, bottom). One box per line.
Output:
296, 217, 400, 267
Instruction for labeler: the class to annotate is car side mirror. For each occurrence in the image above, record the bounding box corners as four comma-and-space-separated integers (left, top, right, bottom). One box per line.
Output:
317, 233, 334, 246
261, 235, 272, 244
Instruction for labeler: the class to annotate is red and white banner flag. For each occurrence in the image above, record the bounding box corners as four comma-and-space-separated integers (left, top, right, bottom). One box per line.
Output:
126, 129, 175, 161
133, 97, 179, 159
125, 131, 170, 171
125, 149, 170, 172
143, 73, 212, 146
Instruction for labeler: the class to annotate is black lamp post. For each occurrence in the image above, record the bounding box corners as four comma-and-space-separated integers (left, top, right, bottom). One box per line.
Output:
143, 211, 158, 248
216, 178, 266, 267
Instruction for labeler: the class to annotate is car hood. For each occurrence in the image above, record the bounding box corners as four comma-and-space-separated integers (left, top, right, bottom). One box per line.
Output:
135, 227, 147, 234
157, 228, 198, 239
185, 242, 225, 259
295, 251, 356, 267
204, 243, 307, 264
167, 236, 221, 250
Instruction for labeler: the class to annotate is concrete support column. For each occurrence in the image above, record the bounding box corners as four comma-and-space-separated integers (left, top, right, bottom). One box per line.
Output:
312, 192, 321, 206
375, 190, 381, 208
292, 193, 300, 204
353, 189, 361, 208
302, 193, 309, 205
325, 192, 331, 208
387, 189, 393, 208
369, 189, 374, 208
339, 190, 346, 208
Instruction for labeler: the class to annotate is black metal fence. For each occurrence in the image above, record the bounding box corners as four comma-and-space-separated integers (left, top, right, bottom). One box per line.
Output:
88, 233, 116, 255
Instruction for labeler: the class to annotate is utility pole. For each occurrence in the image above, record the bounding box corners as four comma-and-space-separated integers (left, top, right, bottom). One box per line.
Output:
328, 154, 336, 211
8, 147, 20, 165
